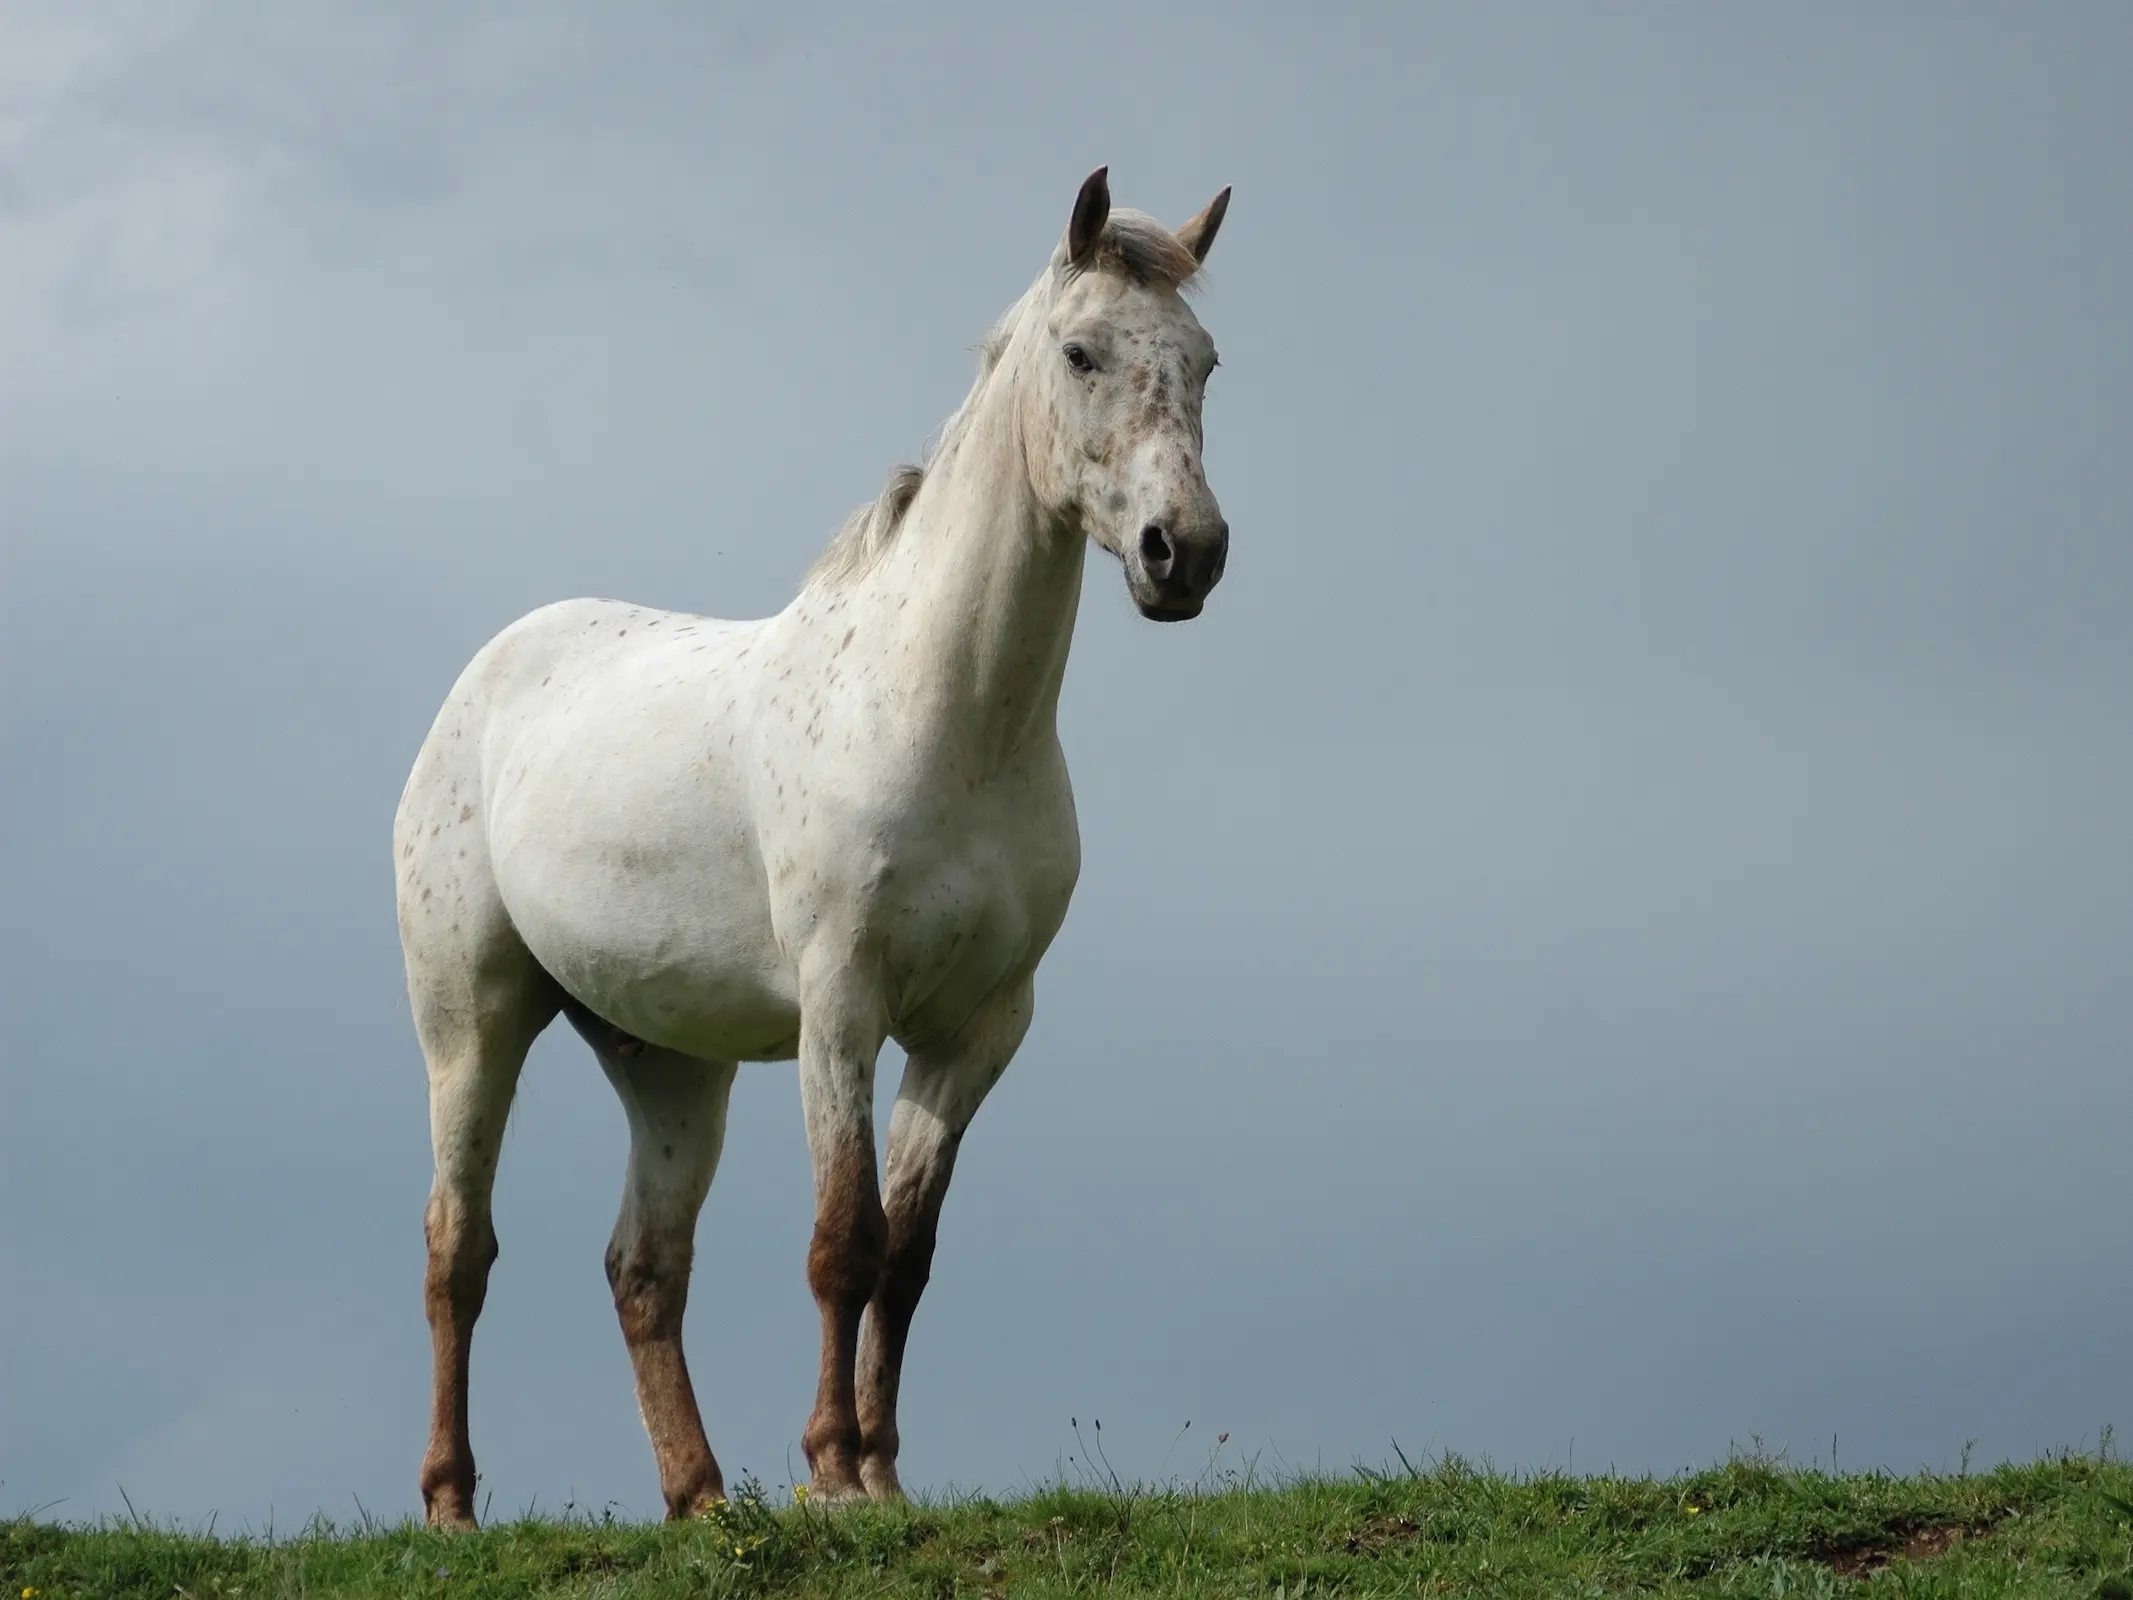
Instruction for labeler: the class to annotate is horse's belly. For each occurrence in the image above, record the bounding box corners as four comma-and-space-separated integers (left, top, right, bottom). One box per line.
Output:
488, 779, 801, 1059
505, 862, 802, 1060
583, 958, 800, 1064
476, 618, 804, 1059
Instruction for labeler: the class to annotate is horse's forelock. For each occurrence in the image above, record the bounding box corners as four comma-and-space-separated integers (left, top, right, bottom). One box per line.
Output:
1066, 209, 1204, 292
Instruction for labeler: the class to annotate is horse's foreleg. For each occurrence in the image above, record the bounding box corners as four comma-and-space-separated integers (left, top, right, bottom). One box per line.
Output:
596, 1045, 738, 1519
795, 987, 889, 1502
858, 982, 1031, 1501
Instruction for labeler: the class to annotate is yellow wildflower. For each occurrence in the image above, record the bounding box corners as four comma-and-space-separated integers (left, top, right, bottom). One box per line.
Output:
793, 1484, 809, 1503
1687, 1505, 1702, 1515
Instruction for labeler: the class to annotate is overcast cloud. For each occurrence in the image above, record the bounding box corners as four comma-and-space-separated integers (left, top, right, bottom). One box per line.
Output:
3, 3, 2130, 1525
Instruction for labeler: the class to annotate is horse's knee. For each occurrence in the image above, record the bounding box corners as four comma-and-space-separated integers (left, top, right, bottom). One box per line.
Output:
807, 1188, 888, 1309
424, 1196, 498, 1321
606, 1232, 693, 1345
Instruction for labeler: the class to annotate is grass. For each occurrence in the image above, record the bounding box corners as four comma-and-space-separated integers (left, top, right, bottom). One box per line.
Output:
6, 1444, 2131, 1598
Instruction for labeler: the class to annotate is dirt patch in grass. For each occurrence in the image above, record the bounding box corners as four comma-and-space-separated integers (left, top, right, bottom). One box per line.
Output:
548, 1548, 630, 1579
1813, 1518, 1992, 1577
1341, 1514, 1421, 1555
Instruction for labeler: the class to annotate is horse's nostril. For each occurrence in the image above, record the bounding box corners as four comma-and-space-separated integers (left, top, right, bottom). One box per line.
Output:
1138, 524, 1175, 575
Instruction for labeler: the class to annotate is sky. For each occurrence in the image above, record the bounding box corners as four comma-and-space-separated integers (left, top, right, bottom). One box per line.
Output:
3, 2, 2130, 1527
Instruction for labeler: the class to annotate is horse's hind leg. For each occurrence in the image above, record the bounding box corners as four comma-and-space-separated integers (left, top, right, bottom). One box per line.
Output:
576, 1013, 738, 1518
402, 868, 559, 1528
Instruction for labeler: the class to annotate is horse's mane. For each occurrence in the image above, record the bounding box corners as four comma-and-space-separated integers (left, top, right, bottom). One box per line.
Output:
805, 210, 1200, 592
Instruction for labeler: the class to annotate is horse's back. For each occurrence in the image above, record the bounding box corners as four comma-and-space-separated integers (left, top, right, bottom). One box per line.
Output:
397, 597, 742, 864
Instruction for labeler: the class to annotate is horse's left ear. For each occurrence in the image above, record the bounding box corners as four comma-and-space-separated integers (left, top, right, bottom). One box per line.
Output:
1176, 185, 1232, 264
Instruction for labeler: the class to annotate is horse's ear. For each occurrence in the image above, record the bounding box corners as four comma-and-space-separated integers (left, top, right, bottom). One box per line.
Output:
1066, 166, 1111, 268
1176, 185, 1231, 264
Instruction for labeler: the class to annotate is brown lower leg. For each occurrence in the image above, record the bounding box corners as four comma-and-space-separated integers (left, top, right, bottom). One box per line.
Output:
609, 1242, 724, 1518
856, 1164, 953, 1499
419, 1198, 496, 1530
801, 1160, 887, 1497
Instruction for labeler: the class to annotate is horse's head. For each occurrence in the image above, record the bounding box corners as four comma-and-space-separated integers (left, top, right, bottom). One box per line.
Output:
1022, 168, 1231, 622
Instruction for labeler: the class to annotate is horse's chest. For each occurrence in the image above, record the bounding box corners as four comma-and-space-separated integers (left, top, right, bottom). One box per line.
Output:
879, 848, 1073, 1039
890, 821, 1070, 942
821, 778, 1080, 1038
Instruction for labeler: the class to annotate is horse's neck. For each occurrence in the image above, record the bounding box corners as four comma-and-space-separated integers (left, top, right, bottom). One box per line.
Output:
872, 367, 1083, 772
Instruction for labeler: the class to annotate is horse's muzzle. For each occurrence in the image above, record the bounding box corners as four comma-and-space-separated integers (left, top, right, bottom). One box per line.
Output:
1128, 517, 1227, 619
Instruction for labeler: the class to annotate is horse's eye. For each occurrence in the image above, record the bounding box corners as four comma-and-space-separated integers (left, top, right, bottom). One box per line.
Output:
1063, 344, 1094, 374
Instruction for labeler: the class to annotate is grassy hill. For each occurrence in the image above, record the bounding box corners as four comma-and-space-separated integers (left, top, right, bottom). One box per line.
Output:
7, 1448, 2130, 1597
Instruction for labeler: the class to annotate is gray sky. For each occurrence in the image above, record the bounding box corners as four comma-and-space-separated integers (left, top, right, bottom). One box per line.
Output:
4, 2, 2130, 1526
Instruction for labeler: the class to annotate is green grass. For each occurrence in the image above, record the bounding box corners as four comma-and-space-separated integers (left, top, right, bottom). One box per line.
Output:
7, 1447, 2131, 1598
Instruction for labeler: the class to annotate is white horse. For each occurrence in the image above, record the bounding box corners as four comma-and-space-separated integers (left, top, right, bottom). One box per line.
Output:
393, 168, 1232, 1527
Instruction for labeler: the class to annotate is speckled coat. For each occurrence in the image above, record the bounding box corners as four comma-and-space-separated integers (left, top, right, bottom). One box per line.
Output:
393, 169, 1233, 1528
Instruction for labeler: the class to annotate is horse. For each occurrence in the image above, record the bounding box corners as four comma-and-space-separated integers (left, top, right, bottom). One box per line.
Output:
393, 167, 1233, 1528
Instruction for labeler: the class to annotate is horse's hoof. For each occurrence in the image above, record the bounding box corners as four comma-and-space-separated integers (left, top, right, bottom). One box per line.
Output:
420, 1467, 481, 1533
671, 1487, 730, 1522
860, 1460, 906, 1503
805, 1481, 871, 1509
